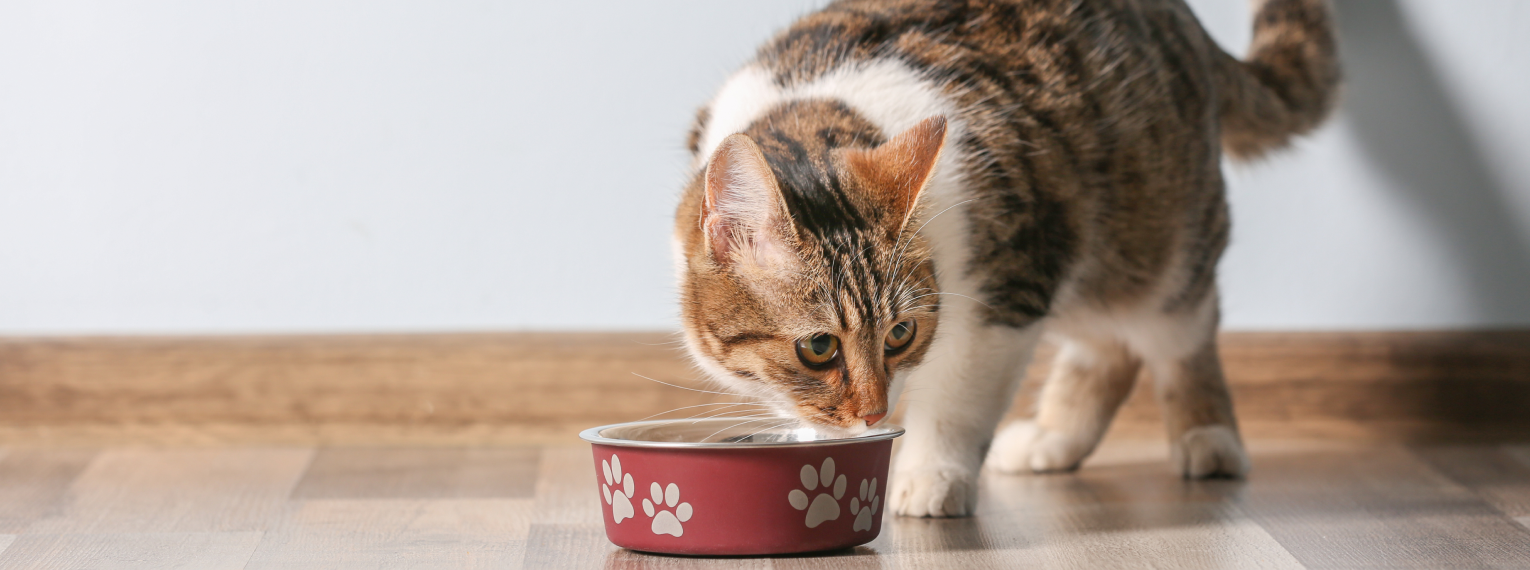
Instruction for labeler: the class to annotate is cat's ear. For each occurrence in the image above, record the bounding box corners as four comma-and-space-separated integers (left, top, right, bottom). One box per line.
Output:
702, 133, 797, 266
844, 115, 947, 235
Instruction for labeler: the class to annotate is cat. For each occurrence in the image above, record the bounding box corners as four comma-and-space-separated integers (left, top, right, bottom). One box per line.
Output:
673, 0, 1337, 517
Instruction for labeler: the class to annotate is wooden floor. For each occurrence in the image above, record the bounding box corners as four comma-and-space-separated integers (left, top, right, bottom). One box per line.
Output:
0, 439, 1527, 569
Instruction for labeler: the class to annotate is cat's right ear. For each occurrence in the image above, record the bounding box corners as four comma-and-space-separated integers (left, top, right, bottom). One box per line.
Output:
702, 133, 796, 267
844, 115, 946, 238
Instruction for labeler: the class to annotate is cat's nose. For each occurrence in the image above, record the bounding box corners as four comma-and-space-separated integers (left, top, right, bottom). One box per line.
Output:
862, 412, 887, 426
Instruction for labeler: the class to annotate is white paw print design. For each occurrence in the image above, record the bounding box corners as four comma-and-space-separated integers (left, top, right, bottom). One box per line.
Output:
600, 454, 636, 524
642, 481, 693, 537
787, 457, 847, 528
849, 477, 880, 531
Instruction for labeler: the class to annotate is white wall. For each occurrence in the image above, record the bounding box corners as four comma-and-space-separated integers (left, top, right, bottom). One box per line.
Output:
2, 0, 1527, 334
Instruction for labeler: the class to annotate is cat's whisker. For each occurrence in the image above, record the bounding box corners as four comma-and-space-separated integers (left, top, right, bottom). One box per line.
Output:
692, 407, 777, 419
888, 198, 975, 279
741, 420, 803, 440
631, 339, 688, 346
702, 416, 791, 442
906, 291, 994, 310
630, 372, 755, 398
887, 256, 939, 317
689, 411, 782, 425
682, 403, 777, 422
748, 422, 805, 442
736, 417, 803, 439
631, 401, 772, 423
883, 198, 977, 310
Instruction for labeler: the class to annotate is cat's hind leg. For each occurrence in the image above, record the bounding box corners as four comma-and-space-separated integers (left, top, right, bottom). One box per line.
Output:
987, 330, 1141, 474
1123, 290, 1250, 478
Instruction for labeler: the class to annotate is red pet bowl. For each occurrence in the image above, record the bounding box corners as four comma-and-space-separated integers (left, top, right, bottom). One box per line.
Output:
579, 418, 903, 556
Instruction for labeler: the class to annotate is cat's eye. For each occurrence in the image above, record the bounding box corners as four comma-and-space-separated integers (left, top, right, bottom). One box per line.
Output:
884, 319, 917, 353
795, 334, 840, 368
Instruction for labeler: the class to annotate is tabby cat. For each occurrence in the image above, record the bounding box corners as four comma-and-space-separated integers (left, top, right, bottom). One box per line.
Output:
674, 0, 1337, 517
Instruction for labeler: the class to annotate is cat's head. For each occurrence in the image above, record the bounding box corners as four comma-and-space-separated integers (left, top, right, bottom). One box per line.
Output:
674, 114, 947, 435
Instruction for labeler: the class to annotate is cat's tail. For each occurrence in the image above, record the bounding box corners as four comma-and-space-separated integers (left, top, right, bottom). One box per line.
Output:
1214, 0, 1340, 160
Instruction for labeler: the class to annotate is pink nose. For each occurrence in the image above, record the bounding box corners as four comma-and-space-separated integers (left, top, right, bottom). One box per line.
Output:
863, 412, 887, 426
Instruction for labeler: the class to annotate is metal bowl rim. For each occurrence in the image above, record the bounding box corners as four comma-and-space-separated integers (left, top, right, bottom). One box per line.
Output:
578, 418, 905, 449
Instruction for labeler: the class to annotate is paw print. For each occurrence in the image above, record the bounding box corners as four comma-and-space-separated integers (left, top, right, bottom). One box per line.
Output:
787, 457, 847, 528
600, 454, 636, 524
849, 477, 880, 531
642, 482, 693, 537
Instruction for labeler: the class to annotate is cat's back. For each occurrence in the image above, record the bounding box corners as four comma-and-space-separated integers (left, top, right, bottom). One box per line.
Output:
757, 0, 1212, 93
747, 0, 1225, 195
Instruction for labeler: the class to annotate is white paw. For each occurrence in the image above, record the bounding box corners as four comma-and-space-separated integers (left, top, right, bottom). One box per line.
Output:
848, 477, 880, 532
641, 481, 693, 537
1174, 425, 1251, 479
600, 454, 636, 524
787, 457, 847, 528
888, 465, 977, 517
987, 421, 1092, 473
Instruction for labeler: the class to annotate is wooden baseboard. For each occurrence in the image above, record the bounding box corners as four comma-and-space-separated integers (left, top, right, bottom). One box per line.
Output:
1, 331, 1526, 444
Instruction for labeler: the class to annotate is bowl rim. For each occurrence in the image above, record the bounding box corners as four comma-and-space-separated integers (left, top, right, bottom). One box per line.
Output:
578, 418, 905, 450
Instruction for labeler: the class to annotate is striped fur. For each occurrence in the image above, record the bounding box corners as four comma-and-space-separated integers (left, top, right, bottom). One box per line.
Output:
674, 0, 1338, 517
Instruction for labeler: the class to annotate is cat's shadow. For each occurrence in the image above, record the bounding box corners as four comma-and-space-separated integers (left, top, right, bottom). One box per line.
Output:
1336, 0, 1530, 322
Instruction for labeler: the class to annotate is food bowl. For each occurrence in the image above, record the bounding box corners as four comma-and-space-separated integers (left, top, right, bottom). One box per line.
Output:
578, 418, 904, 556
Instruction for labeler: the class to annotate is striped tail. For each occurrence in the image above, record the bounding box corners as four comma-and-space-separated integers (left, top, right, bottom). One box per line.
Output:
1214, 0, 1341, 160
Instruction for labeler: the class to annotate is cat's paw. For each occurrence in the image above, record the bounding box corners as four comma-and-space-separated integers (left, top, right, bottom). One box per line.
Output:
887, 464, 977, 518
1173, 425, 1250, 479
987, 421, 1091, 473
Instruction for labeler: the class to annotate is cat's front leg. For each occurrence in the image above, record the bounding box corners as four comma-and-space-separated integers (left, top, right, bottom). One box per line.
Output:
888, 323, 1042, 517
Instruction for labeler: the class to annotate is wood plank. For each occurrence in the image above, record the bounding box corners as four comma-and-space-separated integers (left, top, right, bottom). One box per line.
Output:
25, 448, 312, 534
949, 463, 1304, 570
520, 525, 619, 570
290, 447, 540, 500
244, 499, 532, 570
1235, 444, 1530, 568
0, 449, 97, 533
0, 331, 1527, 444
531, 446, 604, 527
0, 441, 1524, 567
770, 547, 893, 570
1411, 444, 1530, 519
0, 533, 261, 570
521, 524, 777, 570
1507, 445, 1530, 470
0, 421, 592, 446
0, 332, 711, 426
867, 517, 1028, 570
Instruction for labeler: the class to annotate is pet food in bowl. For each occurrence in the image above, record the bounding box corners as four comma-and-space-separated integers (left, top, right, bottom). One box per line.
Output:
579, 418, 904, 555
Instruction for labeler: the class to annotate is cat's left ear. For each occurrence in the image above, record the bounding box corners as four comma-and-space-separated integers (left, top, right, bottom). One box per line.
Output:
844, 115, 947, 236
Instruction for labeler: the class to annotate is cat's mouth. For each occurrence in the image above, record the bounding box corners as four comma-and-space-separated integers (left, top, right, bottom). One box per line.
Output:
791, 415, 871, 439
781, 404, 876, 438
737, 396, 870, 439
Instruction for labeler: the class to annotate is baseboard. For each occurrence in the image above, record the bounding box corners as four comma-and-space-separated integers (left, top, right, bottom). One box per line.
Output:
1, 330, 1526, 444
